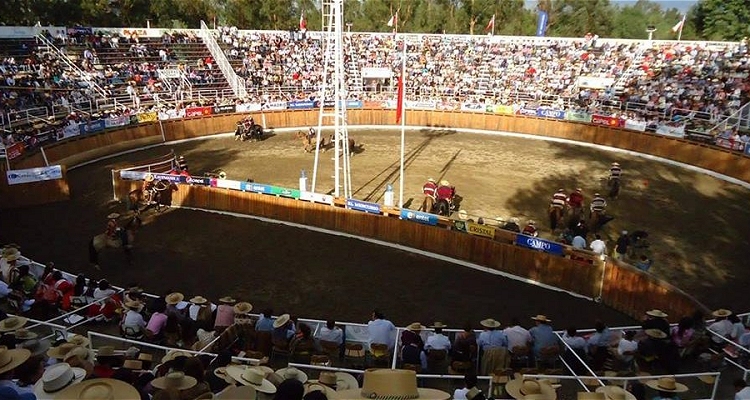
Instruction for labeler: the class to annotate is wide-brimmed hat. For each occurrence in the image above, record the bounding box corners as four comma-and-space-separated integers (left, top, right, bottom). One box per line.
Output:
13, 329, 37, 340
145, 173, 155, 182
96, 346, 118, 358
505, 377, 557, 399
214, 367, 236, 384
34, 363, 86, 399
219, 296, 236, 304
430, 322, 447, 329
276, 367, 308, 383
645, 309, 668, 318
68, 335, 90, 348
480, 319, 501, 328
20, 339, 51, 357
190, 296, 208, 305
273, 314, 290, 328
644, 329, 667, 339
595, 385, 637, 400
216, 385, 257, 399
458, 210, 468, 220
138, 353, 153, 362
151, 372, 198, 390
123, 300, 142, 310
122, 360, 142, 370
54, 378, 140, 400
531, 315, 552, 323
407, 322, 425, 331
63, 346, 94, 364
645, 377, 688, 393
233, 302, 253, 314
225, 366, 277, 394
0, 316, 28, 332
306, 382, 336, 396
165, 292, 184, 305
47, 343, 79, 360
577, 393, 605, 400
440, 180, 450, 186
712, 309, 732, 318
161, 349, 191, 363
107, 213, 120, 220
334, 369, 449, 399
312, 371, 359, 390
0, 346, 31, 375
4, 253, 19, 262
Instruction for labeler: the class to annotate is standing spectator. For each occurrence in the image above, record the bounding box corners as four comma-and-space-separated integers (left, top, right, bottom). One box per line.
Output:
572, 234, 586, 249
504, 317, 531, 354
614, 231, 629, 260
529, 315, 559, 360
367, 309, 396, 351
590, 234, 607, 256
709, 309, 734, 347
477, 318, 508, 375
452, 322, 477, 362
255, 308, 275, 332
146, 298, 169, 343
213, 297, 236, 333
425, 322, 451, 351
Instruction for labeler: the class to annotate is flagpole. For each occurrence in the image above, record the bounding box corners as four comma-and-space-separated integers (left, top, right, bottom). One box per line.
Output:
492, 14, 496, 36
398, 39, 406, 208
677, 17, 684, 41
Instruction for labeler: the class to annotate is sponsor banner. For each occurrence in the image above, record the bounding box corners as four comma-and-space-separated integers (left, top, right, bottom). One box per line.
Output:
60, 123, 80, 139
346, 198, 381, 214
136, 112, 158, 123
185, 176, 210, 186
655, 123, 686, 138
491, 105, 515, 115
300, 191, 334, 205
78, 119, 105, 135
400, 209, 438, 226
591, 114, 624, 127
67, 26, 93, 35
515, 234, 565, 256
270, 186, 301, 199
466, 222, 496, 239
6, 142, 24, 160
35, 130, 54, 144
6, 165, 63, 185
715, 138, 745, 151
565, 111, 592, 123
536, 108, 566, 120
262, 101, 287, 110
363, 101, 383, 109
105, 115, 131, 128
576, 76, 616, 90
213, 104, 236, 114
517, 108, 537, 117
236, 103, 262, 112
624, 119, 647, 132
184, 107, 213, 118
288, 100, 316, 110
120, 170, 147, 180
152, 173, 184, 184
215, 179, 242, 190
405, 100, 438, 110
382, 100, 397, 109
158, 69, 181, 79
461, 103, 484, 112
346, 100, 363, 109
242, 182, 273, 194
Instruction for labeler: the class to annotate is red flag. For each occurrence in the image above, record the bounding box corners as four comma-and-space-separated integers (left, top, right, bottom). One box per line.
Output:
484, 14, 495, 34
299, 11, 307, 30
396, 74, 404, 124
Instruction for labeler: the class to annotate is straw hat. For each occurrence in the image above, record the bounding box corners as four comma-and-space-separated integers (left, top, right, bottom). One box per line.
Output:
165, 292, 184, 305
430, 322, 447, 329
480, 319, 501, 328
138, 353, 153, 362
712, 309, 732, 318
107, 213, 120, 220
20, 339, 51, 357
644, 329, 667, 339
233, 302, 253, 315
645, 377, 688, 393
214, 367, 236, 385
145, 173, 155, 182
334, 369, 450, 399
13, 329, 37, 340
595, 386, 637, 400
4, 253, 19, 262
151, 372, 198, 390
0, 316, 28, 332
305, 382, 336, 396
47, 343, 79, 360
53, 378, 140, 400
96, 346, 117, 358
190, 296, 208, 305
34, 363, 86, 399
219, 296, 236, 304
216, 385, 257, 399
458, 210, 468, 220
0, 346, 31, 375
407, 322, 426, 331
311, 371, 359, 390
68, 335, 90, 348
273, 314, 290, 328
123, 300, 142, 310
531, 315, 552, 323
225, 366, 277, 394
161, 349, 191, 363
645, 309, 668, 318
505, 377, 557, 400
63, 346, 94, 364
276, 367, 308, 383
577, 393, 605, 400
122, 360, 142, 370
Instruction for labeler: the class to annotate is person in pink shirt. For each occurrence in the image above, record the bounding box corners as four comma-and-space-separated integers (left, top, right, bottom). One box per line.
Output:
146, 299, 169, 343
214, 297, 237, 333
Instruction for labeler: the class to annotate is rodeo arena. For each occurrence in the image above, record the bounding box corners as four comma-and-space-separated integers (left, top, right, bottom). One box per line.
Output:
3, 1, 750, 400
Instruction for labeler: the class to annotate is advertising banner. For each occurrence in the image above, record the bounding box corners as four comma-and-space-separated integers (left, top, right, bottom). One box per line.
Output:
466, 222, 496, 239
152, 173, 184, 184
6, 165, 63, 185
185, 176, 210, 186
288, 100, 316, 110
158, 69, 181, 79
346, 199, 381, 214
300, 191, 334, 205
363, 101, 383, 109
405, 100, 438, 110
78, 119, 106, 135
655, 123, 686, 138
5, 142, 24, 160
105, 115, 131, 128
120, 170, 147, 180
715, 138, 745, 151
566, 111, 592, 123
591, 114, 624, 127
461, 103, 484, 112
515, 234, 565, 256
261, 101, 287, 110
492, 105, 515, 115
60, 123, 81, 139
517, 108, 538, 117
236, 103, 262, 112
624, 119, 647, 132
346, 100, 363, 109
136, 112, 158, 123
536, 10, 548, 37
184, 107, 213, 118
270, 186, 301, 199
215, 179, 242, 191
400, 209, 438, 226
213, 104, 236, 114
536, 108, 566, 119
745, 144, 750, 156
242, 182, 272, 194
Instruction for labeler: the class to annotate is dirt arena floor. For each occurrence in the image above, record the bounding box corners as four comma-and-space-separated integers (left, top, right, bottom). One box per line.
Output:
3, 127, 750, 328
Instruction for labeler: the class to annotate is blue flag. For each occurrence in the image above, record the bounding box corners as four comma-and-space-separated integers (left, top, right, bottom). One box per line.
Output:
536, 10, 548, 37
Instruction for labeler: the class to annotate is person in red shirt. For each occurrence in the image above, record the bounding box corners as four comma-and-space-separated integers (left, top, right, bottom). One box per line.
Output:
436, 180, 454, 202
522, 220, 538, 237
423, 178, 437, 198
567, 188, 584, 210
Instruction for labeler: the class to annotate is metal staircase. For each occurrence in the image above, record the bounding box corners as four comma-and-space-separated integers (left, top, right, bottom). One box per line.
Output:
198, 21, 247, 98
345, 34, 363, 94
477, 47, 494, 94
35, 34, 109, 99
612, 45, 648, 95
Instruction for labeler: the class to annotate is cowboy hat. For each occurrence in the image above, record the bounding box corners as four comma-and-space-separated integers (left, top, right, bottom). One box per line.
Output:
216, 385, 257, 399
13, 329, 37, 340
505, 377, 557, 400
214, 367, 236, 385
407, 322, 426, 331
20, 339, 51, 357
644, 329, 667, 339
645, 377, 688, 393
577, 393, 605, 400
458, 210, 468, 220
480, 319, 501, 328
595, 386, 637, 400
0, 346, 31, 375
161, 349, 191, 363
122, 360, 142, 370
165, 292, 184, 305
145, 173, 155, 182
334, 369, 450, 399
306, 382, 336, 396
54, 378, 140, 400
430, 322, 447, 329
219, 296, 236, 304
152, 372, 198, 391
645, 309, 668, 318
273, 314, 291, 328
47, 343, 79, 360
225, 366, 277, 394
0, 316, 28, 332
4, 253, 19, 262
138, 353, 153, 362
712, 309, 732, 318
96, 346, 118, 358
34, 363, 86, 399
531, 315, 552, 323
63, 346, 95, 364
310, 371, 359, 391
190, 296, 208, 305
68, 334, 90, 348
276, 366, 308, 383
123, 300, 142, 310
107, 213, 120, 220
233, 302, 253, 314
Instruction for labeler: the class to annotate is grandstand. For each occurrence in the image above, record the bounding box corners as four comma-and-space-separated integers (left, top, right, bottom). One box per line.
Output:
1, 23, 750, 399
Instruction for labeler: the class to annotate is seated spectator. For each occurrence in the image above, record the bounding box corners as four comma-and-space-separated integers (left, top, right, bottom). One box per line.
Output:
425, 322, 451, 351
477, 318, 508, 375
616, 330, 638, 370
708, 309, 734, 346
729, 314, 746, 341
273, 314, 295, 347
452, 321, 477, 362
561, 327, 587, 353
146, 298, 169, 343
318, 320, 343, 345
367, 309, 396, 351
529, 314, 559, 359
255, 308, 275, 332
671, 317, 695, 357
290, 323, 316, 355
635, 255, 653, 271
504, 317, 531, 354
213, 297, 236, 333
121, 300, 147, 339
587, 320, 614, 370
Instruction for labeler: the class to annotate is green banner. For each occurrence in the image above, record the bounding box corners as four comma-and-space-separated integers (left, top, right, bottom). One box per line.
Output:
270, 186, 300, 199
485, 104, 514, 115
566, 111, 592, 123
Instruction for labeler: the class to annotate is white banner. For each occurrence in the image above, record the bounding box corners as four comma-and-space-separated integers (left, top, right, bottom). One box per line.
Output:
6, 165, 63, 185
158, 69, 181, 79
216, 179, 242, 190
361, 67, 393, 79
461, 103, 485, 112
405, 100, 438, 110
624, 119, 647, 132
261, 101, 287, 110
236, 103, 262, 112
655, 123, 686, 138
120, 170, 147, 180
300, 191, 333, 205
60, 123, 80, 139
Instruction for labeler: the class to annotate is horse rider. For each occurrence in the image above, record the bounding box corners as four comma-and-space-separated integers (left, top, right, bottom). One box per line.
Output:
522, 220, 538, 237
176, 155, 189, 173
307, 126, 316, 141
436, 180, 455, 203
590, 192, 607, 215
423, 178, 437, 199
567, 188, 585, 212
550, 188, 567, 210
609, 162, 622, 184
141, 173, 157, 203
106, 213, 130, 249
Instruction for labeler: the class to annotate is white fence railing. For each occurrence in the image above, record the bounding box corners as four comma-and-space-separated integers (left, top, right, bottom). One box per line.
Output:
198, 21, 247, 99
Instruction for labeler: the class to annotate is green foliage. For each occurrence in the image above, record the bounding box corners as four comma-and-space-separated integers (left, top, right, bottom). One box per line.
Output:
691, 0, 750, 41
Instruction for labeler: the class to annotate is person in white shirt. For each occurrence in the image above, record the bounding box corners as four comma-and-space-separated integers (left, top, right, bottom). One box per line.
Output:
708, 309, 734, 344
424, 322, 451, 351
319, 320, 343, 345
121, 302, 146, 337
617, 330, 638, 364
504, 318, 531, 352
572, 235, 586, 249
92, 279, 116, 300
367, 309, 396, 350
561, 327, 587, 353
735, 379, 750, 400
590, 234, 607, 255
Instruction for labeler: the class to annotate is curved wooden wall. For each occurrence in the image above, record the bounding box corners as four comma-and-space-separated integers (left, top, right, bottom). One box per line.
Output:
10, 109, 732, 320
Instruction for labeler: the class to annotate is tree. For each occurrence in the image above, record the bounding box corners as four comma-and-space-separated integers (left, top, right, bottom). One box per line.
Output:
547, 0, 615, 38
691, 0, 750, 41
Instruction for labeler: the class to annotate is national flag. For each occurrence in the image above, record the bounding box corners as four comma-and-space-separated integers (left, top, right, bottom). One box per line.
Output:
671, 15, 685, 33
396, 74, 404, 124
387, 13, 398, 28
484, 14, 495, 34
299, 11, 307, 31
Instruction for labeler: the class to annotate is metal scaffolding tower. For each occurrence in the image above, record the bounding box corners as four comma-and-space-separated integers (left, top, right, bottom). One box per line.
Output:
311, 0, 352, 198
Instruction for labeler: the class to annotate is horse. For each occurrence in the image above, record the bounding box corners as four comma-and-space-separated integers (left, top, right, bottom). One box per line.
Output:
548, 206, 564, 231
236, 123, 263, 141
608, 178, 621, 199
435, 198, 452, 216
89, 214, 142, 269
127, 180, 177, 214
420, 195, 435, 213
296, 131, 326, 153
565, 206, 584, 230
328, 134, 359, 156
588, 210, 614, 233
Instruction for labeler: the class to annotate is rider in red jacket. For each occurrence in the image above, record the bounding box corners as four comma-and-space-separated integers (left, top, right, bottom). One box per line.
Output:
423, 178, 437, 198
567, 188, 584, 209
436, 180, 454, 201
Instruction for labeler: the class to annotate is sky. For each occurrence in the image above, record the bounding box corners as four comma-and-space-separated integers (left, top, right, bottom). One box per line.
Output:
524, 0, 698, 13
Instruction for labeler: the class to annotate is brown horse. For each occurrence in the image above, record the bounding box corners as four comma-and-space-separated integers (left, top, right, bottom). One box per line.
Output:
420, 195, 435, 213
329, 134, 359, 156
548, 206, 564, 231
128, 180, 178, 214
296, 131, 326, 153
89, 214, 141, 269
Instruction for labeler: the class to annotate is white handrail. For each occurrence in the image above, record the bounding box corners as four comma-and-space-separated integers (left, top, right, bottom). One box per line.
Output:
198, 21, 247, 99
35, 34, 109, 99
